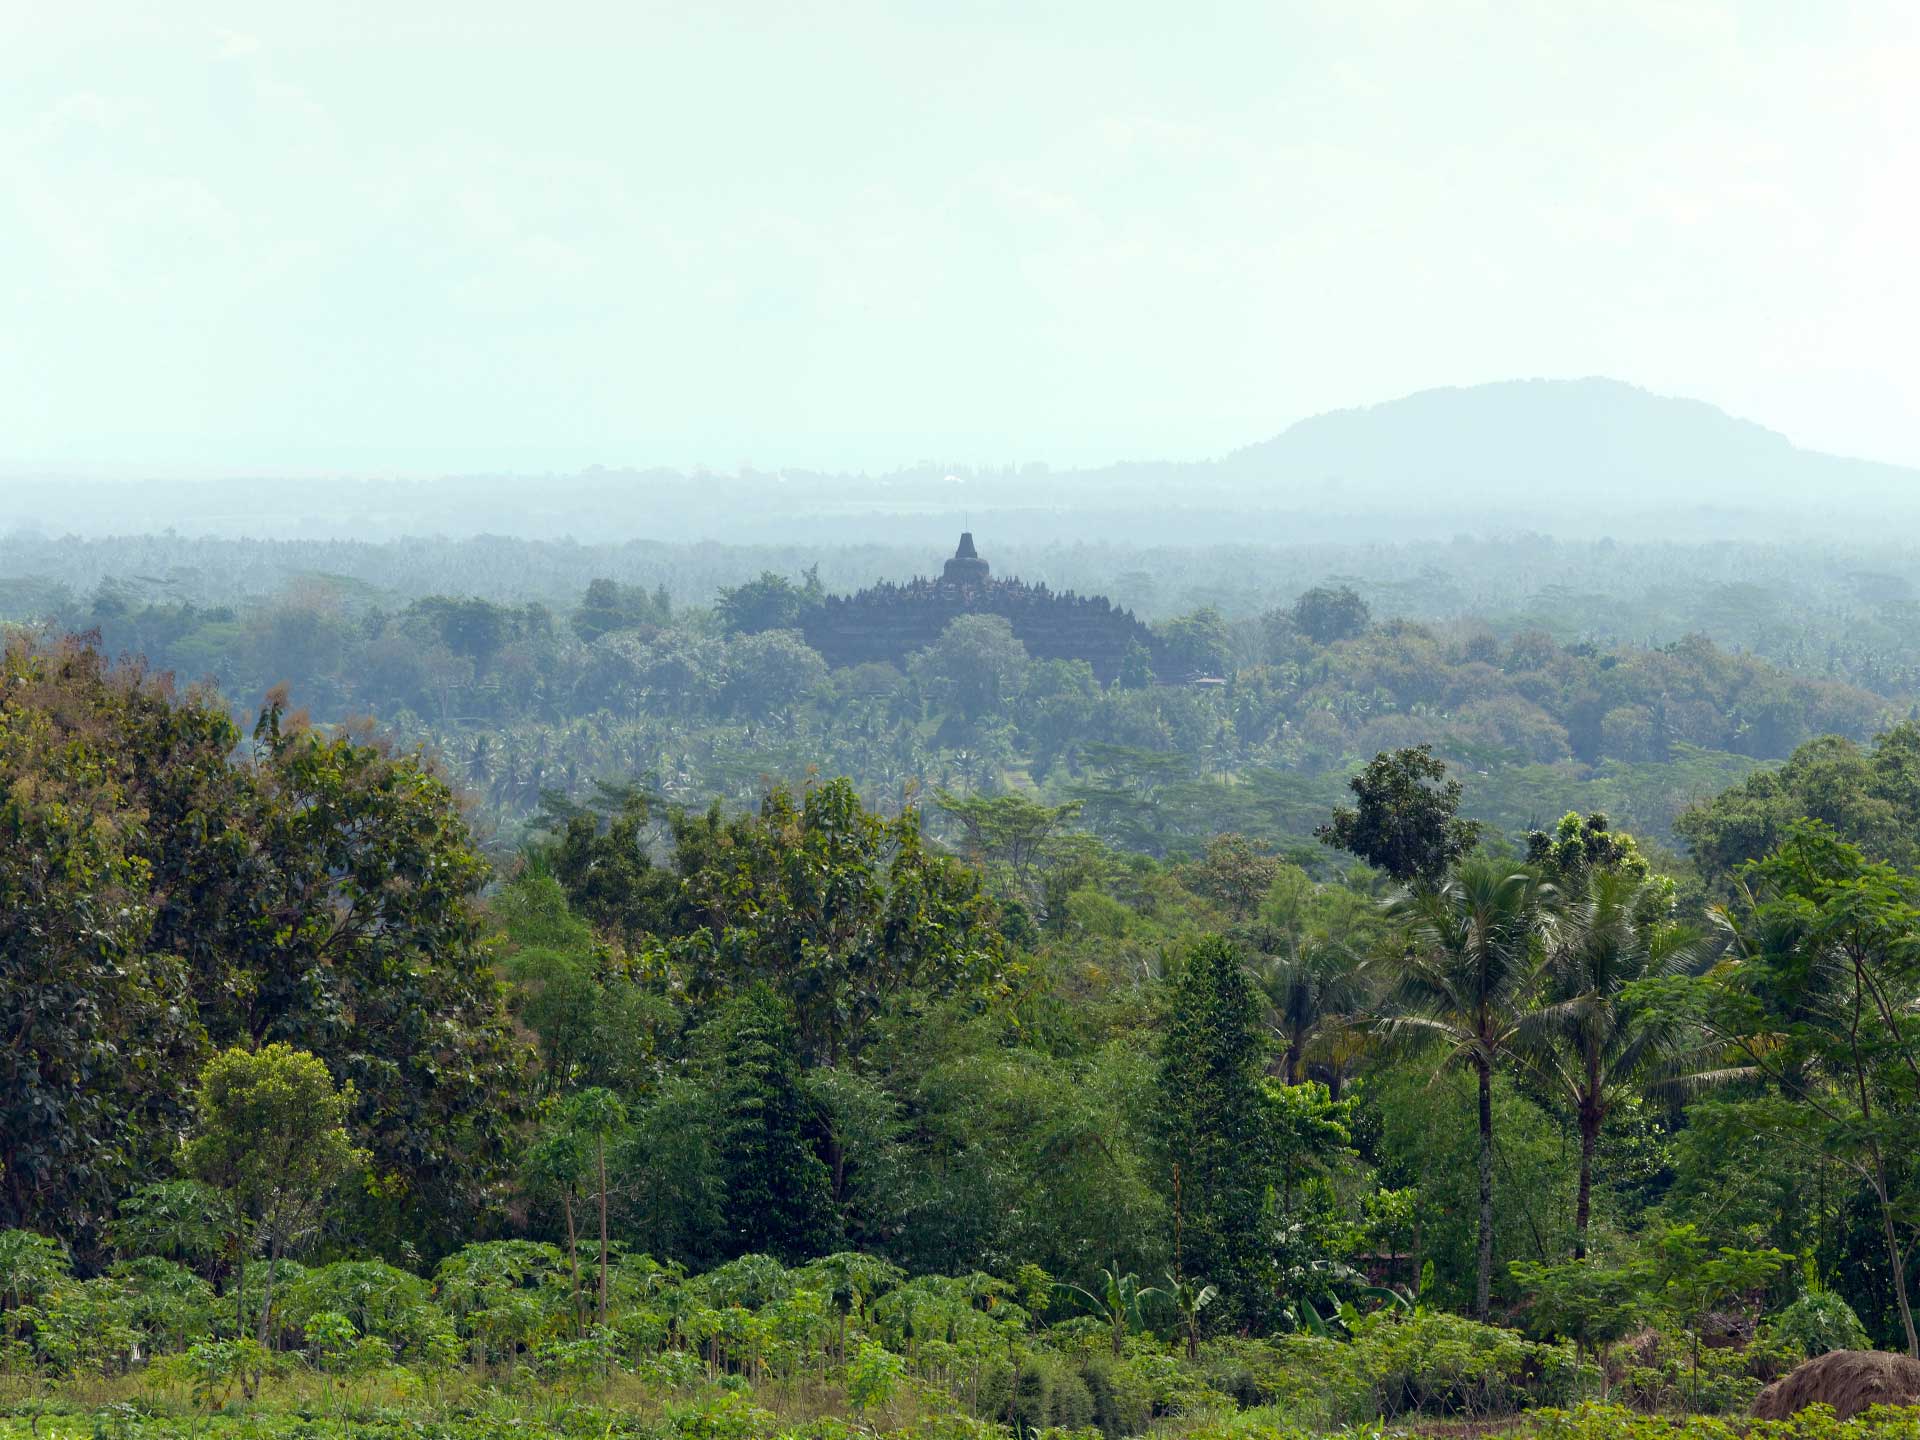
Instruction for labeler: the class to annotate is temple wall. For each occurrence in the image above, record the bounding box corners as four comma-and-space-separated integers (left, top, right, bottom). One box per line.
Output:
802, 576, 1166, 682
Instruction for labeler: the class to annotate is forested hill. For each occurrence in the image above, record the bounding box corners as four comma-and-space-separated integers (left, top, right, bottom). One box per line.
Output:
6, 379, 1916, 544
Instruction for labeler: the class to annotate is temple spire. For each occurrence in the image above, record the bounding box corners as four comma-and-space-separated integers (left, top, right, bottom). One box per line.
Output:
943, 531, 990, 585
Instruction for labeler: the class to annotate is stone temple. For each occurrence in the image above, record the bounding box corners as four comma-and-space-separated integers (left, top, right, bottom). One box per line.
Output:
802, 533, 1168, 683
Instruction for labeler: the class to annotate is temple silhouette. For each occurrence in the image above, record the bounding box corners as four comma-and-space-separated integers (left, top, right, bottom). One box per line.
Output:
803, 533, 1168, 683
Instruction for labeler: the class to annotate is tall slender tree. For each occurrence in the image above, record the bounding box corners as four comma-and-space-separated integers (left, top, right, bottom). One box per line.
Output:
1386, 860, 1550, 1318
1157, 934, 1276, 1328
1517, 869, 1702, 1257
562, 1087, 628, 1329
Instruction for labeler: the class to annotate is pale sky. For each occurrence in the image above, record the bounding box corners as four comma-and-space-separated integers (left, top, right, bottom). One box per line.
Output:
2, 1, 1916, 476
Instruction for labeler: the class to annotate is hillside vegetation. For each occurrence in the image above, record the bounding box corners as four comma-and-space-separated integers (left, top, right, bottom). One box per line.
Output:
10, 524, 1920, 1440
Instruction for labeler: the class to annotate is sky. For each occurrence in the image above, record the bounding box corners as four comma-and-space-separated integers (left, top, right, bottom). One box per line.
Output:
2, 1, 1916, 477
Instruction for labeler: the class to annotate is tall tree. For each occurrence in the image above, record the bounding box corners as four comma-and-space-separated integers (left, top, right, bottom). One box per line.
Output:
1709, 821, 1920, 1355
0, 643, 203, 1252
1157, 935, 1276, 1328
562, 1087, 628, 1327
1387, 860, 1550, 1317
668, 779, 1005, 1069
192, 699, 531, 1253
706, 986, 839, 1262
715, 569, 824, 636
909, 615, 1032, 720
1517, 868, 1702, 1256
1317, 745, 1482, 886
1290, 584, 1372, 646
522, 1120, 591, 1334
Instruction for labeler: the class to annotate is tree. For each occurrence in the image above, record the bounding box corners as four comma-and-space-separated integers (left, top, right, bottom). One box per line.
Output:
1675, 723, 1920, 879
1291, 585, 1371, 646
204, 700, 530, 1253
1509, 1256, 1651, 1397
1186, 833, 1283, 922
571, 578, 669, 643
0, 639, 205, 1254
937, 789, 1082, 909
1517, 869, 1701, 1256
522, 1121, 591, 1334
1387, 860, 1549, 1318
716, 569, 823, 635
1117, 639, 1156, 689
1157, 935, 1276, 1328
562, 1088, 627, 1327
181, 1045, 367, 1344
909, 615, 1032, 721
721, 630, 829, 717
1707, 821, 1920, 1355
546, 790, 675, 950
668, 779, 1005, 1069
496, 871, 671, 1096
1248, 867, 1385, 1096
1317, 746, 1482, 886
705, 986, 838, 1262
1525, 811, 1650, 895
1156, 607, 1232, 677
0, 645, 530, 1257
1649, 1223, 1790, 1385
1249, 937, 1370, 1092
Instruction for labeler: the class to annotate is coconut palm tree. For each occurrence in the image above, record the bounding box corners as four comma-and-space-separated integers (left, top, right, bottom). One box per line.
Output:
1385, 858, 1552, 1319
1516, 869, 1704, 1258
1249, 937, 1371, 1091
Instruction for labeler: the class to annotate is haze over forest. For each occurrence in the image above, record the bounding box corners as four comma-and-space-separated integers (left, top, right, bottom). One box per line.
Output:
9, 376, 1920, 547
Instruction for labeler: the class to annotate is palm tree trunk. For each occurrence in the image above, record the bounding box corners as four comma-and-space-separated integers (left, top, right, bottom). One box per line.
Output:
1574, 1108, 1598, 1261
1476, 1057, 1494, 1321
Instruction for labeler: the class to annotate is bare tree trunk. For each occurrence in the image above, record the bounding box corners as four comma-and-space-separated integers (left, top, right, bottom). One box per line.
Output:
1847, 973, 1918, 1357
1871, 1159, 1919, 1358
1476, 1058, 1494, 1321
597, 1137, 610, 1329
257, 1230, 280, 1347
233, 1233, 247, 1339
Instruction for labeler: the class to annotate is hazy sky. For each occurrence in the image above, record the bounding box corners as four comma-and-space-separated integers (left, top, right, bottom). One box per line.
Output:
3, 1, 1916, 475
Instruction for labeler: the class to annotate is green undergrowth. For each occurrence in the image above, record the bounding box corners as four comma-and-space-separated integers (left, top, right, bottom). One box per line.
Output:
5, 1403, 1920, 1440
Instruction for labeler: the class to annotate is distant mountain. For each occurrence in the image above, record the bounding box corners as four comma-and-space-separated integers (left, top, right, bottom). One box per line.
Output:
1210, 377, 1917, 509
4, 378, 1915, 543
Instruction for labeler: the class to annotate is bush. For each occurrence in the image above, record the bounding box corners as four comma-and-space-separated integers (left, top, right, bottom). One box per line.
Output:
1340, 1310, 1580, 1419
1771, 1289, 1872, 1358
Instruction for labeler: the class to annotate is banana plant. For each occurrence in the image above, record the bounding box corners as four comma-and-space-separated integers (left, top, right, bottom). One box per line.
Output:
1054, 1263, 1163, 1356
1162, 1272, 1219, 1359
